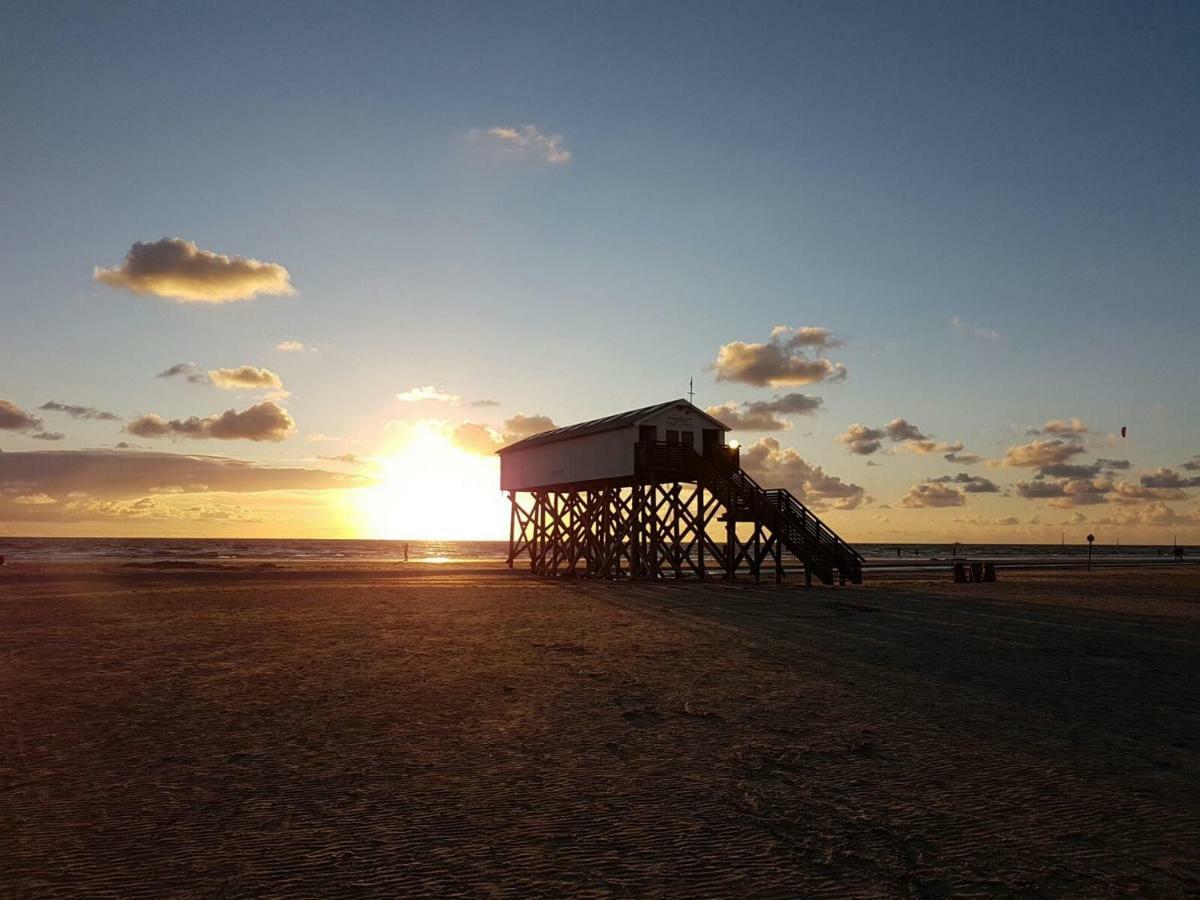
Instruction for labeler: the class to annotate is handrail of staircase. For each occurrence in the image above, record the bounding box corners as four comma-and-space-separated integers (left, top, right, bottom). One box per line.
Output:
634, 440, 862, 576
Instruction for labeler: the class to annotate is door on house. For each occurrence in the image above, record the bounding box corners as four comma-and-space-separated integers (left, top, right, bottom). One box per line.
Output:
680, 430, 695, 451
702, 428, 720, 460
638, 425, 657, 443
666, 429, 679, 445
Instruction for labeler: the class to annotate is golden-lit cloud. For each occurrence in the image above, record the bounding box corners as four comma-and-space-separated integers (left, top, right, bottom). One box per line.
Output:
1110, 481, 1187, 503
1026, 417, 1089, 436
276, 340, 314, 353
472, 125, 571, 164
94, 238, 294, 303
712, 326, 846, 388
955, 515, 1020, 526
396, 385, 461, 405
208, 366, 284, 391
836, 417, 964, 457
836, 424, 885, 455
13, 493, 57, 505
126, 401, 295, 442
897, 482, 965, 508
705, 393, 822, 432
1096, 502, 1200, 527
1000, 438, 1086, 468
502, 414, 556, 439
0, 449, 371, 524
448, 414, 558, 455
451, 422, 504, 455
741, 437, 864, 510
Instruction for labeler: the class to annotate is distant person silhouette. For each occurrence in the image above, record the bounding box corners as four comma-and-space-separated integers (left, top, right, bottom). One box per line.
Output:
404, 543, 410, 562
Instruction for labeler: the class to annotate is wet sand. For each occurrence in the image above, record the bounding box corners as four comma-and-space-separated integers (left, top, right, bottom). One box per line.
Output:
2, 562, 1198, 896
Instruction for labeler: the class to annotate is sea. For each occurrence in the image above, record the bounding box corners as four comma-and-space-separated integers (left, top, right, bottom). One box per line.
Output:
0, 537, 1192, 564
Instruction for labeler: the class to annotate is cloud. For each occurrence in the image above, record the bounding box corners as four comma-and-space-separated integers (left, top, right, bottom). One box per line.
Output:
396, 385, 461, 405
898, 438, 965, 455
1039, 417, 1089, 435
318, 453, 361, 465
1183, 456, 1200, 472
948, 315, 999, 341
928, 473, 1001, 493
448, 413, 558, 456
451, 422, 504, 455
0, 399, 43, 432
1096, 502, 1200, 528
471, 125, 571, 164
13, 493, 57, 505
1139, 467, 1200, 489
898, 483, 965, 508
741, 437, 865, 510
711, 326, 847, 388
944, 451, 982, 465
0, 450, 368, 503
94, 238, 294, 303
1110, 481, 1188, 503
125, 401, 295, 442
502, 414, 556, 439
955, 515, 1019, 526
836, 424, 885, 456
470, 399, 501, 408
0, 399, 65, 441
837, 417, 963, 456
705, 393, 822, 432
883, 418, 926, 442
208, 366, 284, 391
157, 362, 211, 384
1000, 438, 1086, 468
159, 363, 285, 393
39, 401, 120, 421
305, 433, 342, 444
1016, 476, 1112, 507
276, 340, 314, 353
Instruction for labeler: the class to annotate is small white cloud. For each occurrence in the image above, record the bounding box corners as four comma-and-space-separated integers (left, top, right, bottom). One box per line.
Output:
470, 125, 571, 164
949, 315, 999, 341
276, 340, 314, 353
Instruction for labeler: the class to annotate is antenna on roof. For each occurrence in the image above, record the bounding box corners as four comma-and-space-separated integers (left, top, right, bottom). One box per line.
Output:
687, 377, 695, 405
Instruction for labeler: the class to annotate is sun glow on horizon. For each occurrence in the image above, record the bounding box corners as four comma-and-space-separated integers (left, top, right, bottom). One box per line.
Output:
356, 421, 510, 541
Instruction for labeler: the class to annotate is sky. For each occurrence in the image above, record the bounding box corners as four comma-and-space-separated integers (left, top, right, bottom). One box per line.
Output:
1, 1, 1198, 542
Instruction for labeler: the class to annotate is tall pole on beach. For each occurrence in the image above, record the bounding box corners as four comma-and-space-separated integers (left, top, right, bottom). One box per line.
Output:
1087, 533, 1094, 571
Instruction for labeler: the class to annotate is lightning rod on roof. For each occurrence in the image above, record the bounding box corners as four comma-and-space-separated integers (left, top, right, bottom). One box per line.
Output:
688, 377, 694, 405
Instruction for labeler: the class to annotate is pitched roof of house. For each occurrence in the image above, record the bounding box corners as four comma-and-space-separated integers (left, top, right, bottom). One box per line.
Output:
496, 399, 730, 454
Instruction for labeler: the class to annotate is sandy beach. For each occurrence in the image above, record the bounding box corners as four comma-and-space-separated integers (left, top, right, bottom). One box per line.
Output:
2, 562, 1198, 896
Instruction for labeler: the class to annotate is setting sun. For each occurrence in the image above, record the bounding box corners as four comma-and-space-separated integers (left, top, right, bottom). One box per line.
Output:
357, 422, 510, 541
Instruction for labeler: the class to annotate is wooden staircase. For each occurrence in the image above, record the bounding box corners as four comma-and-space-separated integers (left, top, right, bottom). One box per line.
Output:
635, 441, 864, 585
